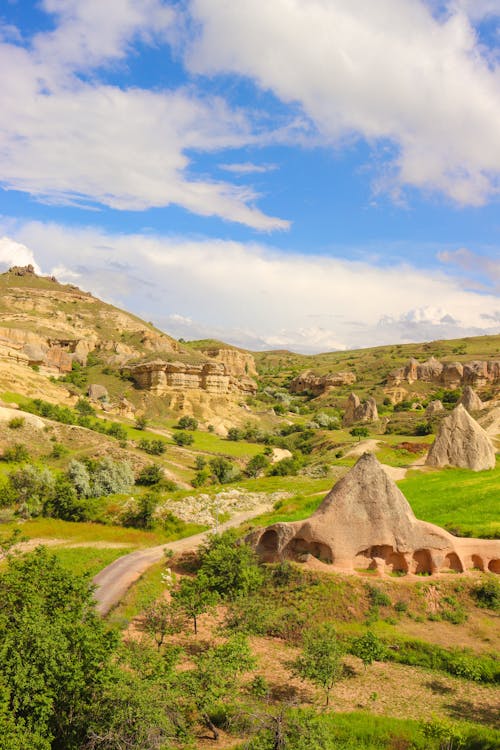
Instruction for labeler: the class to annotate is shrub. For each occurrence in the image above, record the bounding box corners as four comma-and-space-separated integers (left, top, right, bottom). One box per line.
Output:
75, 398, 94, 416
136, 464, 163, 486
3, 443, 30, 463
50, 442, 68, 459
245, 453, 269, 478
7, 416, 24, 430
173, 432, 194, 447
472, 575, 500, 612
227, 427, 241, 441
367, 584, 391, 607
106, 422, 128, 441
138, 438, 166, 455
177, 416, 198, 430
8, 464, 55, 517
134, 415, 148, 430
198, 529, 264, 599
268, 456, 301, 476
209, 456, 239, 483
414, 421, 433, 436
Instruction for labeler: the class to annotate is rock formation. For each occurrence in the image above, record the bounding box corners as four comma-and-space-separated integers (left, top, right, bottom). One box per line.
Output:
343, 393, 378, 426
425, 404, 496, 471
124, 359, 257, 397
248, 453, 500, 575
290, 370, 356, 396
198, 346, 257, 378
458, 386, 483, 412
425, 400, 444, 417
87, 384, 109, 401
388, 357, 500, 389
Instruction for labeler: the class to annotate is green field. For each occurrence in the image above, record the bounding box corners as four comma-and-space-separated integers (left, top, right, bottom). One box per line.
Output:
398, 464, 500, 538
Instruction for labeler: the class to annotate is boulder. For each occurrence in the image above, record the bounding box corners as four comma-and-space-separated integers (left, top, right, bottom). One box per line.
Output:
87, 384, 109, 401
458, 386, 483, 413
426, 404, 495, 471
425, 400, 444, 417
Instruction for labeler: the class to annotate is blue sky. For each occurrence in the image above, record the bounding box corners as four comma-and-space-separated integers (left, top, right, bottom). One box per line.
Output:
0, 0, 499, 352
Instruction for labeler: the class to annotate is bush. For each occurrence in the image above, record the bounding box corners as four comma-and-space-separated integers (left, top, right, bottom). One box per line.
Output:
135, 415, 148, 430
8, 464, 55, 517
227, 427, 241, 441
75, 398, 95, 416
173, 432, 194, 447
106, 422, 128, 441
138, 438, 166, 455
268, 456, 301, 476
67, 458, 134, 498
2, 443, 30, 463
414, 421, 433, 436
209, 456, 240, 483
136, 464, 163, 486
198, 529, 264, 600
367, 584, 391, 607
7, 416, 24, 429
245, 453, 269, 478
177, 416, 198, 430
350, 426, 369, 439
50, 442, 68, 459
472, 576, 500, 612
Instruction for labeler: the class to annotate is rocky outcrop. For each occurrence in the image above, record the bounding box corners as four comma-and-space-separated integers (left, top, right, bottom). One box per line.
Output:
199, 346, 257, 378
88, 384, 109, 401
426, 404, 496, 471
124, 359, 257, 397
290, 370, 356, 396
458, 386, 484, 412
388, 357, 500, 389
425, 400, 444, 417
248, 453, 500, 575
343, 392, 378, 426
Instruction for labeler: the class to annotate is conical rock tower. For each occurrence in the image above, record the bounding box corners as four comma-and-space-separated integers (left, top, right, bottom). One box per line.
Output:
248, 453, 499, 576
426, 404, 495, 471
458, 386, 483, 412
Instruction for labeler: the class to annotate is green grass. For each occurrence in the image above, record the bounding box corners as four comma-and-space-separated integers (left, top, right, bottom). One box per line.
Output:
187, 431, 263, 458
398, 464, 500, 538
50, 546, 134, 577
2, 518, 177, 546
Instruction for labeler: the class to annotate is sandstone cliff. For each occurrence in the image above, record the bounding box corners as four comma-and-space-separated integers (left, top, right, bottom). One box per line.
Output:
124, 359, 257, 397
289, 370, 356, 396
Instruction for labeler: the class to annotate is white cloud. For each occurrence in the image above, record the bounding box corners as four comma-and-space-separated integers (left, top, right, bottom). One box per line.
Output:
438, 247, 500, 291
0, 3, 288, 230
187, 0, 500, 205
4, 221, 499, 353
0, 236, 41, 272
219, 162, 278, 174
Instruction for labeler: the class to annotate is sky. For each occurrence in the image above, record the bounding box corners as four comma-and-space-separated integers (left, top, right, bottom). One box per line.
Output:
0, 0, 499, 353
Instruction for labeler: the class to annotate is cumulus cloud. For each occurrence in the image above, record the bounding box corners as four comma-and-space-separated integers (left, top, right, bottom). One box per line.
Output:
0, 236, 41, 273
187, 0, 500, 205
0, 2, 288, 230
4, 221, 499, 353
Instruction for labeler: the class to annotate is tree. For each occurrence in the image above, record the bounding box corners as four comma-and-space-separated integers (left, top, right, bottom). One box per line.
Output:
89, 457, 134, 497
177, 416, 198, 430
136, 463, 163, 486
8, 464, 54, 517
245, 453, 270, 478
67, 459, 92, 498
44, 475, 90, 522
290, 623, 344, 706
0, 547, 117, 748
227, 427, 241, 441
180, 634, 255, 740
351, 630, 386, 670
138, 438, 166, 455
173, 431, 194, 447
198, 530, 263, 600
209, 456, 239, 483
75, 398, 95, 417
134, 415, 148, 430
172, 575, 218, 634
350, 426, 369, 440
3, 443, 30, 463
194, 455, 206, 471
141, 600, 185, 650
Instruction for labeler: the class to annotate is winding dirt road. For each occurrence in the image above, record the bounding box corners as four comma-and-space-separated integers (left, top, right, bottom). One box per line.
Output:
92, 506, 270, 616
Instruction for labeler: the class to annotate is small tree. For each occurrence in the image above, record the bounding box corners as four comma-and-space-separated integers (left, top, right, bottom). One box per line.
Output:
180, 634, 255, 740
172, 575, 218, 634
173, 432, 194, 447
290, 623, 344, 706
198, 530, 263, 600
209, 456, 239, 483
194, 455, 206, 471
350, 426, 369, 440
141, 600, 185, 650
134, 415, 148, 430
245, 453, 269, 478
136, 464, 163, 486
351, 630, 386, 671
177, 416, 198, 430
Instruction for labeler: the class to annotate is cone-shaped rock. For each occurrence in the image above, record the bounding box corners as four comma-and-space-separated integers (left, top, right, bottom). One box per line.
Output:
458, 386, 483, 412
425, 399, 444, 417
248, 452, 500, 575
426, 404, 495, 471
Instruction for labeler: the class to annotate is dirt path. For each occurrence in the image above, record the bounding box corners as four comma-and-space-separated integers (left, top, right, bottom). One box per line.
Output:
92, 505, 270, 616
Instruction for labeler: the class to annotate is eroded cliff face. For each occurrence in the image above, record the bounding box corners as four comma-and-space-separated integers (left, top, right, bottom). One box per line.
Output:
124, 359, 257, 397
0, 266, 180, 374
388, 357, 500, 389
343, 392, 378, 426
198, 346, 257, 378
290, 370, 356, 396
